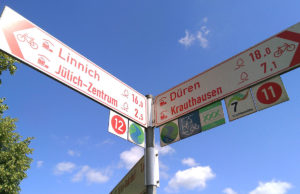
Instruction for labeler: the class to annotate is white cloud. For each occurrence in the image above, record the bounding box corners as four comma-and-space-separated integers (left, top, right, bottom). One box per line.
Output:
77, 136, 90, 145
159, 160, 170, 180
165, 166, 215, 193
178, 30, 196, 47
159, 160, 169, 171
201, 26, 210, 35
72, 165, 90, 182
68, 149, 80, 157
85, 169, 109, 183
54, 162, 76, 175
197, 31, 208, 48
156, 144, 175, 156
119, 147, 144, 169
72, 165, 109, 184
249, 180, 292, 194
181, 157, 199, 167
101, 138, 114, 145
179, 17, 210, 49
37, 161, 44, 168
160, 171, 170, 180
37, 160, 44, 168
223, 187, 238, 194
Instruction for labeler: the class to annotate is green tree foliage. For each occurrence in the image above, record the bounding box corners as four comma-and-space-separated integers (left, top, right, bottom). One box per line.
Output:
0, 52, 34, 194
0, 52, 17, 85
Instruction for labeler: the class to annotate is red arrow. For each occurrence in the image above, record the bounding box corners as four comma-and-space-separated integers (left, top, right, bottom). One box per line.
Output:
2, 20, 35, 59
277, 30, 300, 67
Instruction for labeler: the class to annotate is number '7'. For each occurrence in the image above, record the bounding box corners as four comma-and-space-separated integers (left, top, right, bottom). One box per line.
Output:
231, 102, 238, 112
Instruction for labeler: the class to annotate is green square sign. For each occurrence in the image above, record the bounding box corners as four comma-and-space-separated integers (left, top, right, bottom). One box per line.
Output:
199, 101, 225, 131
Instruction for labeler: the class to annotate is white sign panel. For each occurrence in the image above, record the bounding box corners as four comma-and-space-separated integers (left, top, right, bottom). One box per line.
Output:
225, 88, 257, 121
252, 76, 289, 111
108, 111, 129, 140
0, 7, 147, 127
155, 22, 300, 126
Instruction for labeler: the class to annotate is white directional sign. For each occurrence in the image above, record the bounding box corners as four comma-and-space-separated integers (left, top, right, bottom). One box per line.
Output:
0, 6, 147, 127
154, 22, 300, 126
252, 76, 289, 111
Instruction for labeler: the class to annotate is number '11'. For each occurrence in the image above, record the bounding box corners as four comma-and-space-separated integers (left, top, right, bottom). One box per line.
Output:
262, 86, 276, 100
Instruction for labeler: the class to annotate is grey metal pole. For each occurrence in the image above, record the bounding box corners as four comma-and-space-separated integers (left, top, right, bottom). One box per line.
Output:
145, 95, 156, 194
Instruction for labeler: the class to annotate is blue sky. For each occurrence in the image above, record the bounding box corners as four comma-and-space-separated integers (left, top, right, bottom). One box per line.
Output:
1, 0, 300, 194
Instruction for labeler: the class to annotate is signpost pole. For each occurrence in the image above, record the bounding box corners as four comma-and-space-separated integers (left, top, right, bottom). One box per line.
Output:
145, 95, 156, 194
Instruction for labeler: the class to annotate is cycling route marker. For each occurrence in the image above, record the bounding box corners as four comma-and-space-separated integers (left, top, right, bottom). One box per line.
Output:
178, 110, 202, 139
225, 88, 257, 121
128, 121, 145, 148
108, 111, 129, 140
159, 101, 225, 146
108, 111, 146, 147
251, 76, 289, 111
154, 22, 300, 126
198, 101, 225, 131
160, 120, 180, 147
0, 6, 147, 127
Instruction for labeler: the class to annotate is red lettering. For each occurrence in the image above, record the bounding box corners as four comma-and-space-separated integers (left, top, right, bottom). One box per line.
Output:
58, 48, 65, 60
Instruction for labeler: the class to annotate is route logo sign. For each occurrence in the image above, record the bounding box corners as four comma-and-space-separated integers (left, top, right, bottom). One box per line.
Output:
225, 88, 257, 121
155, 22, 300, 126
159, 101, 225, 146
0, 6, 147, 127
252, 76, 289, 111
128, 121, 145, 148
199, 101, 225, 131
160, 120, 180, 147
108, 111, 145, 148
108, 111, 129, 140
178, 110, 202, 139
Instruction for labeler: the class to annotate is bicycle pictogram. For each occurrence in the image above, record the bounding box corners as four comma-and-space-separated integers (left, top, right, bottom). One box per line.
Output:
181, 115, 200, 136
274, 43, 296, 57
17, 33, 38, 49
